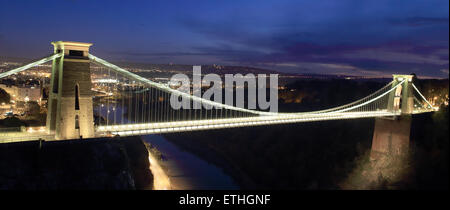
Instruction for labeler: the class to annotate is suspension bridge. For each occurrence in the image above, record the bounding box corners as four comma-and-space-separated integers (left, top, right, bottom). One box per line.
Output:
0, 41, 437, 143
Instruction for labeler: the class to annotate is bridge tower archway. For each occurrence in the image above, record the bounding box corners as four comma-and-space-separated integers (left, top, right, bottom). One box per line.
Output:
46, 41, 95, 140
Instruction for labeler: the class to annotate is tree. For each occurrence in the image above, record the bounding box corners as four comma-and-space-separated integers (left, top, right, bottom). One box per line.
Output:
1, 116, 25, 127
0, 88, 11, 104
26, 101, 41, 117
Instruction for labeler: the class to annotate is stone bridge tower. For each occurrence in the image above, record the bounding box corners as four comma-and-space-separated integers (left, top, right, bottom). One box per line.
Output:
386, 74, 414, 114
370, 74, 414, 160
46, 41, 94, 140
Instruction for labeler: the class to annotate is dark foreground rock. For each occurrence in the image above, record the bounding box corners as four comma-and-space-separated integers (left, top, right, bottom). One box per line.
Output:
0, 136, 153, 190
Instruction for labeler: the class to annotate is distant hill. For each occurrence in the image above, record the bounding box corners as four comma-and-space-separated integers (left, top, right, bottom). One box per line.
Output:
1, 56, 419, 82
110, 61, 290, 75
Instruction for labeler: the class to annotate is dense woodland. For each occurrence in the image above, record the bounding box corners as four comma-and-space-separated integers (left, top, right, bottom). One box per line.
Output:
164, 78, 449, 189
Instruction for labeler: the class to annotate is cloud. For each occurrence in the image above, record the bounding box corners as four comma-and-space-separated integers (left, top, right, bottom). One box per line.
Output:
388, 17, 449, 27
110, 51, 209, 57
94, 0, 450, 78
340, 48, 448, 66
177, 5, 449, 78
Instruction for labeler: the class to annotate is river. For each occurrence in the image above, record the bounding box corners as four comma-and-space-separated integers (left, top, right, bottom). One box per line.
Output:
143, 135, 239, 190
96, 102, 239, 190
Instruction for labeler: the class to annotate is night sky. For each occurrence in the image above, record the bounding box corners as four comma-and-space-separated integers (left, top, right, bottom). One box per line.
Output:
0, 0, 448, 78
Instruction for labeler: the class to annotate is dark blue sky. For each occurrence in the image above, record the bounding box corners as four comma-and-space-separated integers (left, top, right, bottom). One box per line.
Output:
0, 0, 448, 78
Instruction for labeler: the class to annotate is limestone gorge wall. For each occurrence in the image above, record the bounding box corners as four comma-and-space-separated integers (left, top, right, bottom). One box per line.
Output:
0, 136, 153, 190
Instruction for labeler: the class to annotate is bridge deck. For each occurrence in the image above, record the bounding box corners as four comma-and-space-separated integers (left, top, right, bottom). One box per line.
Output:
0, 128, 55, 143
1, 109, 435, 143
96, 110, 401, 137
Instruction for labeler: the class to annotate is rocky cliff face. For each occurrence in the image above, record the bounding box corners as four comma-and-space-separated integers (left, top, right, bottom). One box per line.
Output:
0, 136, 153, 190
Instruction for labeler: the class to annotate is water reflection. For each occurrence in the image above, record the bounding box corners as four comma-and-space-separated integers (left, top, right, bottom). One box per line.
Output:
143, 135, 239, 190
94, 103, 239, 190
